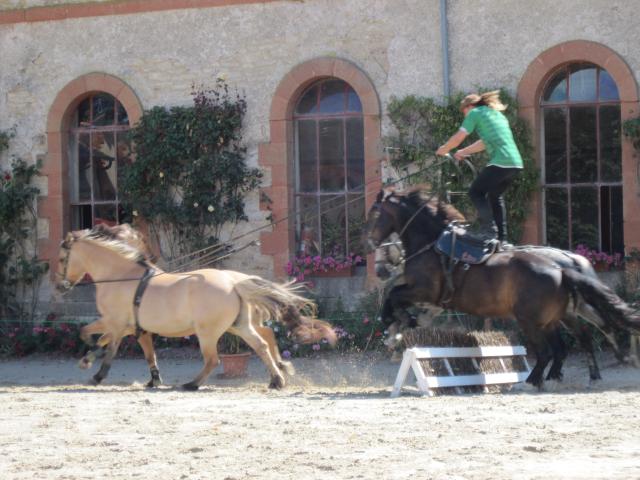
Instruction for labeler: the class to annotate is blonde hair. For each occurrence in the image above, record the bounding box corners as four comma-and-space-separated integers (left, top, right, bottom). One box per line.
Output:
460, 90, 507, 112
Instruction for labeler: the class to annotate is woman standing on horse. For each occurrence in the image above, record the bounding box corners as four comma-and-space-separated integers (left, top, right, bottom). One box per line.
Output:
436, 90, 523, 243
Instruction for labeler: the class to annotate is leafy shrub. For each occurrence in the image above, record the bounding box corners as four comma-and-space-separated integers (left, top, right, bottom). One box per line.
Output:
385, 89, 538, 242
119, 78, 262, 262
0, 134, 49, 320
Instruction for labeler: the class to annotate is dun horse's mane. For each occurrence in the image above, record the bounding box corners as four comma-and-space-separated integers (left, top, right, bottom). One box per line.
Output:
397, 186, 466, 223
77, 225, 147, 263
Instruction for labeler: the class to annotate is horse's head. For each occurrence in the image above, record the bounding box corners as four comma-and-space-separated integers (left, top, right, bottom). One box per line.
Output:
56, 230, 88, 292
364, 189, 405, 252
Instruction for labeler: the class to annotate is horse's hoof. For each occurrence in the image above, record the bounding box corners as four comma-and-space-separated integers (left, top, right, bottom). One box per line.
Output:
279, 361, 295, 376
78, 357, 93, 370
146, 377, 163, 388
89, 374, 103, 386
268, 375, 286, 390
182, 382, 200, 391
546, 371, 563, 381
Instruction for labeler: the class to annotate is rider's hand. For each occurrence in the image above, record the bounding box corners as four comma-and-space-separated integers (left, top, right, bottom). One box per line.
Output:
435, 145, 449, 156
454, 150, 468, 161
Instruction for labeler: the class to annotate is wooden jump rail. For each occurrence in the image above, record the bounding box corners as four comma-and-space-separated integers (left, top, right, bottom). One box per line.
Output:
391, 346, 531, 397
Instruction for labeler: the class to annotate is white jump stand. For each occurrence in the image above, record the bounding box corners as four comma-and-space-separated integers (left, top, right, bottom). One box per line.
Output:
391, 346, 531, 397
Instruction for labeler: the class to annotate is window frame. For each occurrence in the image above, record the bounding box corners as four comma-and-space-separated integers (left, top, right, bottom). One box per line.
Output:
68, 93, 130, 230
293, 79, 365, 259
540, 63, 623, 252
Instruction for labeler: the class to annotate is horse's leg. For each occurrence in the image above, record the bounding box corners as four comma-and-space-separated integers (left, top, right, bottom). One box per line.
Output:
78, 319, 107, 369
525, 337, 553, 389
255, 324, 294, 376
227, 301, 284, 388
562, 313, 601, 381
630, 335, 640, 368
182, 336, 220, 391
137, 332, 162, 388
90, 335, 123, 385
545, 328, 568, 381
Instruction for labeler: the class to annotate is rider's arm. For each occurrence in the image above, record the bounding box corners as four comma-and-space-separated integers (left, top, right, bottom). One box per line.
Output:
436, 129, 468, 156
455, 140, 485, 158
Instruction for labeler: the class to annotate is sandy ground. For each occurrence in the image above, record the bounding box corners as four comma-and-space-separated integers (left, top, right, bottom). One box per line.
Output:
0, 350, 639, 480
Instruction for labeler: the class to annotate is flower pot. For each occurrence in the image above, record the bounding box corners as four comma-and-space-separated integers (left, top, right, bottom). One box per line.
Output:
218, 352, 251, 378
309, 266, 355, 278
593, 261, 609, 272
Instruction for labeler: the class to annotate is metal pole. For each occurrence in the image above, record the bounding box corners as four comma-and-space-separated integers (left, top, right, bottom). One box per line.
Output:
439, 0, 450, 98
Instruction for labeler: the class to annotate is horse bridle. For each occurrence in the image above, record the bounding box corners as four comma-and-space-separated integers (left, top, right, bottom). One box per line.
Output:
57, 237, 75, 292
367, 194, 431, 249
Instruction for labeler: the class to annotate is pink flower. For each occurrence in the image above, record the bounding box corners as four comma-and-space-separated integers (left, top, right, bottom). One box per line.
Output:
312, 344, 320, 351
363, 316, 370, 325
282, 350, 291, 359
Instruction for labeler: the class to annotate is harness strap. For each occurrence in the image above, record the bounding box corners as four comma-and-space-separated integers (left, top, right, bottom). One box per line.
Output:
133, 263, 155, 338
438, 229, 471, 308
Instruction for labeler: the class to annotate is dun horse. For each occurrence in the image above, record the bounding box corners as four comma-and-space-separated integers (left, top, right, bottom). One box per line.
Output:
365, 187, 640, 387
56, 226, 336, 390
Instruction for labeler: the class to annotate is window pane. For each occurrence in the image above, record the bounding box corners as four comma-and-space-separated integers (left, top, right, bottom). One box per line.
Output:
318, 119, 345, 192
610, 186, 624, 254
77, 133, 91, 202
320, 195, 347, 257
77, 98, 91, 127
568, 65, 597, 102
92, 94, 115, 126
347, 86, 362, 112
543, 108, 566, 183
347, 194, 365, 256
569, 106, 597, 183
545, 187, 568, 249
599, 69, 620, 101
346, 117, 364, 191
94, 204, 118, 227
71, 204, 92, 230
297, 195, 319, 256
543, 69, 567, 103
296, 85, 318, 115
92, 132, 117, 201
599, 105, 622, 182
117, 100, 129, 125
600, 186, 624, 255
296, 120, 317, 192
571, 187, 598, 250
319, 80, 346, 114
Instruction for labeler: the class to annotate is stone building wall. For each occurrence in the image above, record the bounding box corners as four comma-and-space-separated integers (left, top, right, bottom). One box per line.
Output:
0, 0, 639, 313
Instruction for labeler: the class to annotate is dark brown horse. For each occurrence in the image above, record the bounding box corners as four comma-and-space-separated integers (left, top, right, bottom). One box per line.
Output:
365, 187, 640, 387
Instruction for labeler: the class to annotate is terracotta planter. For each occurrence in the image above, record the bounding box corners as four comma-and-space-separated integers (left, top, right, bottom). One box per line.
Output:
309, 266, 355, 278
218, 352, 251, 378
593, 261, 610, 273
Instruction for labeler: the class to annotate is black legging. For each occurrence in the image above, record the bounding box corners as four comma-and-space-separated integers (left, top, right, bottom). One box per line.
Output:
468, 165, 521, 241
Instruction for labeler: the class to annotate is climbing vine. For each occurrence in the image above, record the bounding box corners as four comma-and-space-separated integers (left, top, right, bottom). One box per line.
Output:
0, 131, 49, 320
119, 79, 262, 262
385, 89, 538, 242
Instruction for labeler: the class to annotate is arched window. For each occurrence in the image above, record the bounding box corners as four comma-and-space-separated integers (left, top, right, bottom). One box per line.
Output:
69, 93, 131, 229
294, 79, 365, 260
541, 63, 623, 253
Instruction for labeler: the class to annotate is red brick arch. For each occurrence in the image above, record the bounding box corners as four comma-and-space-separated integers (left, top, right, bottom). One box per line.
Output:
40, 73, 143, 272
258, 57, 382, 279
516, 40, 640, 249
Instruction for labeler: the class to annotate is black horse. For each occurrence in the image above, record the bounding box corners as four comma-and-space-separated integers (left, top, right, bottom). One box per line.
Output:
365, 187, 640, 387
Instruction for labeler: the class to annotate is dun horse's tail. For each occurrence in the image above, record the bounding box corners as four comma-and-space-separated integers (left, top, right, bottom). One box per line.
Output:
232, 277, 337, 346
561, 268, 640, 334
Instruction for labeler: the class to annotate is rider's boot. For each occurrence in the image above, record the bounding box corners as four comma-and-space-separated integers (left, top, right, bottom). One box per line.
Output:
474, 222, 498, 242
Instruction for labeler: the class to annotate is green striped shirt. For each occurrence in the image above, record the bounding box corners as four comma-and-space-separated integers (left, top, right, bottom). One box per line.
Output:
460, 106, 523, 168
